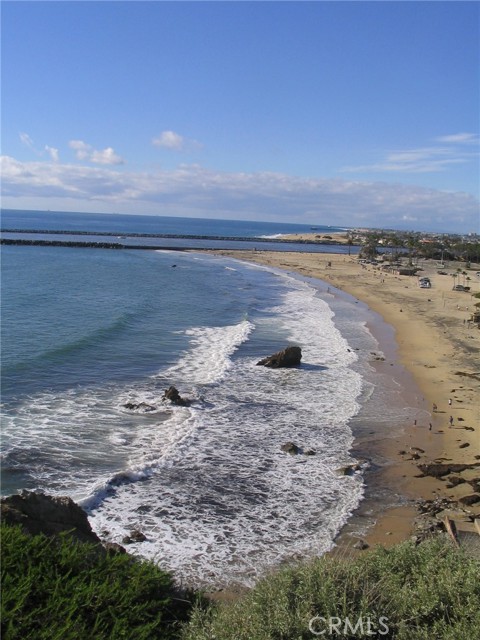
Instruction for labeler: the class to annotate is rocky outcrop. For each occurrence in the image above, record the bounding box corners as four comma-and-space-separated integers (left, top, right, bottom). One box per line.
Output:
163, 386, 189, 406
417, 462, 479, 479
257, 346, 302, 368
1, 491, 101, 545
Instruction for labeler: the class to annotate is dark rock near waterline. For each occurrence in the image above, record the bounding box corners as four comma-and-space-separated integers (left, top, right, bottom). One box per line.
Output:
104, 542, 127, 555
459, 494, 480, 507
339, 462, 363, 476
353, 539, 369, 550
280, 442, 317, 456
445, 476, 466, 488
417, 463, 480, 479
257, 346, 302, 368
281, 442, 301, 455
123, 401, 157, 412
122, 529, 147, 544
163, 386, 189, 406
469, 479, 480, 493
0, 491, 101, 545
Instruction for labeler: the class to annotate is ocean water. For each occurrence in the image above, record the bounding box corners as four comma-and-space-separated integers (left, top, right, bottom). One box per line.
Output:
1, 209, 353, 253
1, 212, 415, 588
1, 208, 346, 237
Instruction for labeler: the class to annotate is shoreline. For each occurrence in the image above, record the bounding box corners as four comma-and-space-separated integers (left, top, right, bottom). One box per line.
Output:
202, 249, 480, 558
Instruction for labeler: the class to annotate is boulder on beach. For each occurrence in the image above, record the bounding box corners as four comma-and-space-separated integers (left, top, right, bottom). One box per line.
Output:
257, 346, 302, 368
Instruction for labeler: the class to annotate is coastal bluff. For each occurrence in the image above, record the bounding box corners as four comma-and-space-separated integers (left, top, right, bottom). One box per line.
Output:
1, 491, 101, 546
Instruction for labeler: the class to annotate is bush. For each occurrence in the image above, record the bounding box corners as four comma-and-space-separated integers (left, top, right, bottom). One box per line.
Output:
183, 537, 480, 640
1, 523, 196, 640
3, 523, 479, 640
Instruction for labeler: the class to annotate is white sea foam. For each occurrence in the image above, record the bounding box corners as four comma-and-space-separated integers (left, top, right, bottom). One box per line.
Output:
88, 278, 365, 588
161, 319, 254, 385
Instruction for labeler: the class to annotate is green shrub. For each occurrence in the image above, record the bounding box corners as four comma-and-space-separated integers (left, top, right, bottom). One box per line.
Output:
183, 537, 480, 640
3, 523, 479, 640
1, 523, 196, 640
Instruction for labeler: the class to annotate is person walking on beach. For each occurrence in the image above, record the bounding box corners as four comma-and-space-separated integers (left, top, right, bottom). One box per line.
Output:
448, 398, 452, 407
449, 415, 454, 427
432, 403, 437, 412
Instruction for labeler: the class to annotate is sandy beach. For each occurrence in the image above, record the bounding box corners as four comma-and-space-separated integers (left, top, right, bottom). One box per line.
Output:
204, 247, 480, 552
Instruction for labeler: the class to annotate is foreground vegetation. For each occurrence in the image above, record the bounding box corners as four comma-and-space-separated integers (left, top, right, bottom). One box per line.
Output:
2, 523, 479, 639
184, 536, 480, 640
0, 523, 197, 640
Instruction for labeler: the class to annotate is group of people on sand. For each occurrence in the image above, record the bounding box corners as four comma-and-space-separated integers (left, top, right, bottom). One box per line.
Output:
431, 399, 455, 429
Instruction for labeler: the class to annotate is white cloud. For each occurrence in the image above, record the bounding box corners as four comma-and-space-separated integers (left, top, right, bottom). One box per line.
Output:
152, 130, 184, 149
68, 140, 124, 165
343, 134, 479, 175
19, 132, 35, 149
90, 147, 124, 165
45, 145, 59, 162
1, 155, 478, 232
436, 132, 479, 144
152, 130, 201, 152
69, 140, 91, 160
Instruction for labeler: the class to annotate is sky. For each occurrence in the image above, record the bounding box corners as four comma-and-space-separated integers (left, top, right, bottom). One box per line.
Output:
1, 1, 479, 233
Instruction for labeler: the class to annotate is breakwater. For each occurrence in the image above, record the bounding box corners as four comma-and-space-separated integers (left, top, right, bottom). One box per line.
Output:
1, 228, 341, 244
0, 238, 188, 250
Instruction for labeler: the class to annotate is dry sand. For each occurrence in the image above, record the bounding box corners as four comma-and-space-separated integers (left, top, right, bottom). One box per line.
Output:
204, 249, 480, 552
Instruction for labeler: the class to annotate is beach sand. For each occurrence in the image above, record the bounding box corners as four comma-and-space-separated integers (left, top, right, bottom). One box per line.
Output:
204, 249, 480, 554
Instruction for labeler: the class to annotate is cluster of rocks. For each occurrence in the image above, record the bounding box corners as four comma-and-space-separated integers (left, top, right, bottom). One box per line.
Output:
415, 462, 480, 507
280, 442, 316, 456
123, 346, 304, 414
123, 385, 190, 412
411, 495, 480, 544
411, 458, 480, 543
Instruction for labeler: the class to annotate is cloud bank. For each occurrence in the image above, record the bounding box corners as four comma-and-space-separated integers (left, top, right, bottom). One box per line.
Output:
2, 155, 478, 232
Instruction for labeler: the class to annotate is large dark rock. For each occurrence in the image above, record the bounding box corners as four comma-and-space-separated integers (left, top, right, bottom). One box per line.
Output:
163, 386, 189, 406
257, 346, 302, 368
1, 491, 101, 545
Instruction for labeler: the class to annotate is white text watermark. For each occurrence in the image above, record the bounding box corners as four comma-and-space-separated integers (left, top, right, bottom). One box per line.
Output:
308, 615, 389, 636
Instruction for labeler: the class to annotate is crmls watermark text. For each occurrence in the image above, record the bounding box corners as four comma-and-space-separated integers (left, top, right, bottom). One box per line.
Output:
308, 615, 389, 636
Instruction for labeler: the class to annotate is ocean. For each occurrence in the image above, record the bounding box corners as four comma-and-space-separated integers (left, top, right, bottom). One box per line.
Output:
1, 210, 417, 588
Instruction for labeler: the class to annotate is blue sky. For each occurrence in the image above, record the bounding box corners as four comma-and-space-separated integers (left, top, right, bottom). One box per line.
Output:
2, 1, 479, 232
